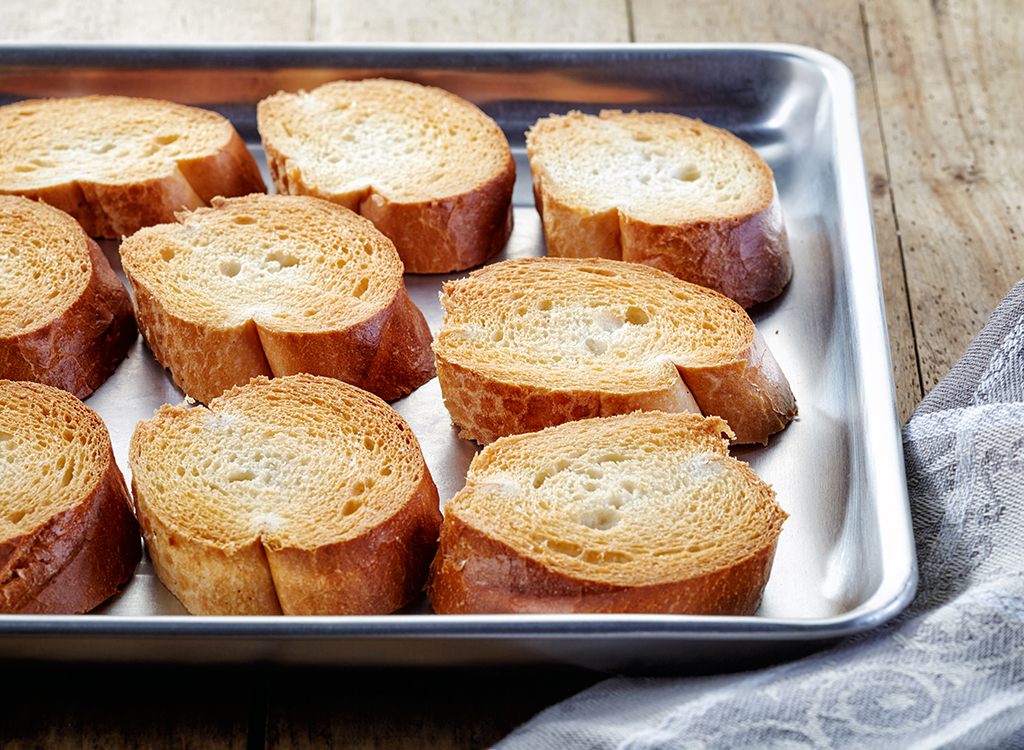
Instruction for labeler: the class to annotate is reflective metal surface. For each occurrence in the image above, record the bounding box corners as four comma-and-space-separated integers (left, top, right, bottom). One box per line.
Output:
0, 43, 916, 670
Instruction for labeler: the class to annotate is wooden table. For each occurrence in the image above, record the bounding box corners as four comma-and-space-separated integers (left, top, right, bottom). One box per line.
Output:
3, 0, 1021, 747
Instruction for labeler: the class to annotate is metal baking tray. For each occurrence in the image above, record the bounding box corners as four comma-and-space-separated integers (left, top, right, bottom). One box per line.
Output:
0, 42, 916, 671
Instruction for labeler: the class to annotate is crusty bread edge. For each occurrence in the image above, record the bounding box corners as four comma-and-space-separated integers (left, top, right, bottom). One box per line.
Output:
427, 512, 780, 616
266, 468, 442, 615
0, 230, 137, 399
0, 414, 141, 615
434, 355, 703, 445
527, 111, 793, 308
129, 380, 444, 616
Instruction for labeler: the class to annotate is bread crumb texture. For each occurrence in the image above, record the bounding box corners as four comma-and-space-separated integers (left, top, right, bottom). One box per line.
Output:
0, 380, 140, 614
433, 257, 796, 445
0, 195, 137, 398
129, 373, 441, 616
428, 411, 786, 614
120, 194, 435, 404
0, 95, 266, 237
0, 197, 89, 337
258, 78, 515, 273
526, 110, 792, 307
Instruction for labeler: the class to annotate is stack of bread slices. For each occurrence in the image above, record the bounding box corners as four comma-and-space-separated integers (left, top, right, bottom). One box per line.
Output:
0, 79, 796, 617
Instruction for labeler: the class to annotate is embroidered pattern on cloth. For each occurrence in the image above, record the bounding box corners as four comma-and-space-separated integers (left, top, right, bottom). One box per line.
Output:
493, 280, 1024, 750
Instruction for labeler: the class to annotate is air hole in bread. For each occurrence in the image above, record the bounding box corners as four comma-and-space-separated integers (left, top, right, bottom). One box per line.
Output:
220, 259, 241, 277
160, 247, 175, 261
155, 134, 180, 145
341, 498, 362, 516
580, 266, 617, 277
0, 431, 12, 442
537, 300, 553, 311
675, 165, 701, 182
579, 507, 622, 530
545, 538, 583, 558
363, 436, 375, 450
266, 249, 299, 268
353, 278, 369, 298
228, 468, 256, 482
625, 306, 650, 325
7, 510, 26, 524
585, 337, 608, 355
232, 215, 256, 225
61, 467, 74, 487
14, 165, 35, 173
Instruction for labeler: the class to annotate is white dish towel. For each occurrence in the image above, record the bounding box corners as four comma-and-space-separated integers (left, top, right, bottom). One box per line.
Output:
495, 279, 1024, 749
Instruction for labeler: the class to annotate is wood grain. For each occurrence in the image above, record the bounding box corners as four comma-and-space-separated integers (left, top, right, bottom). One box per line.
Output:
864, 0, 1024, 394
0, 0, 313, 41
311, 0, 631, 42
265, 666, 602, 750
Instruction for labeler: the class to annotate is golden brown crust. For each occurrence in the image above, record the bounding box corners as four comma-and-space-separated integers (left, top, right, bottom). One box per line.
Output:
427, 412, 785, 615
0, 381, 141, 614
432, 257, 796, 445
120, 194, 435, 404
0, 96, 266, 238
129, 374, 443, 616
257, 78, 515, 274
526, 110, 792, 308
0, 196, 137, 398
429, 515, 778, 615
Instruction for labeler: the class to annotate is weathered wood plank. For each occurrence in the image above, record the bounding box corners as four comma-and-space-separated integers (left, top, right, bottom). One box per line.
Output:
0, 663, 255, 750
630, 0, 922, 421
310, 0, 631, 42
265, 666, 602, 750
0, 0, 313, 41
864, 0, 1024, 394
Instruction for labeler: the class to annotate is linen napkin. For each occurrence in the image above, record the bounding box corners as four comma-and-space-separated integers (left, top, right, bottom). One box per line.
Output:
494, 279, 1024, 749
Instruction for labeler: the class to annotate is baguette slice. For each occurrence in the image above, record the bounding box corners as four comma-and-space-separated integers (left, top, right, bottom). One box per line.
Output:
428, 411, 786, 615
129, 374, 442, 616
433, 257, 796, 446
0, 95, 266, 238
526, 110, 792, 308
257, 78, 515, 274
0, 195, 137, 398
119, 193, 435, 405
0, 380, 141, 614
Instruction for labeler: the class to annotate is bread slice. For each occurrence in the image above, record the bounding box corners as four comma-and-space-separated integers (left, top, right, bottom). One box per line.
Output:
432, 257, 796, 446
428, 411, 785, 615
257, 78, 515, 274
0, 380, 141, 614
525, 110, 792, 308
119, 193, 435, 405
0, 195, 137, 398
129, 373, 442, 616
0, 95, 266, 238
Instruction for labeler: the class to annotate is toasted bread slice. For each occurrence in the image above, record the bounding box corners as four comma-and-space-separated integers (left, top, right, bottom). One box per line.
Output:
129, 374, 443, 616
432, 257, 796, 446
0, 380, 141, 614
119, 193, 435, 405
428, 411, 786, 615
0, 195, 137, 398
526, 110, 792, 308
0, 95, 266, 238
257, 78, 515, 274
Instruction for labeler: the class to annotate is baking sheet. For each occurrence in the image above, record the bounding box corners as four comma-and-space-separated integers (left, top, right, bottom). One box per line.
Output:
0, 42, 916, 671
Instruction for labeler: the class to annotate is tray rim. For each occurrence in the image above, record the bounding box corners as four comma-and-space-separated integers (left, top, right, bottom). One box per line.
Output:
0, 40, 918, 661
